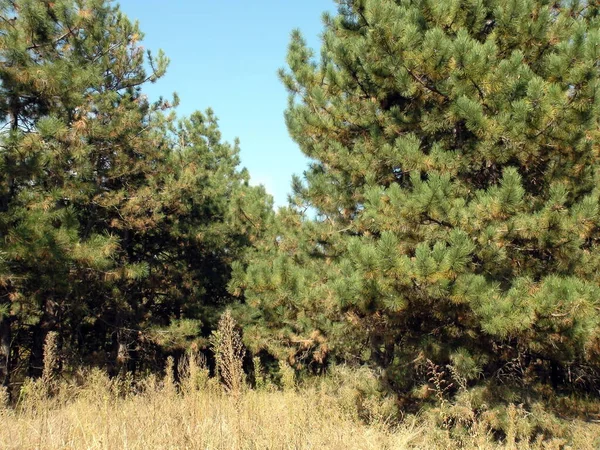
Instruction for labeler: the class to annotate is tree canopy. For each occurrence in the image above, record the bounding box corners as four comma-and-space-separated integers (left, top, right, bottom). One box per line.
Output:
0, 0, 272, 386
232, 0, 600, 405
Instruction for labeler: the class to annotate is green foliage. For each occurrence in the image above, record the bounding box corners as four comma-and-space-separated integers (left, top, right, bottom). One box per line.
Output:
234, 0, 600, 410
147, 319, 204, 352
0, 0, 273, 382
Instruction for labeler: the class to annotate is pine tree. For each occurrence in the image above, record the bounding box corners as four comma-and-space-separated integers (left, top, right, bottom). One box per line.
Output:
233, 0, 600, 404
0, 0, 273, 382
0, 0, 171, 378
125, 109, 273, 361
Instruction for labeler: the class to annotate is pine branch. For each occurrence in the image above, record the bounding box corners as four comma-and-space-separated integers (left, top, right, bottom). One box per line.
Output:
239, 207, 258, 228
27, 29, 75, 51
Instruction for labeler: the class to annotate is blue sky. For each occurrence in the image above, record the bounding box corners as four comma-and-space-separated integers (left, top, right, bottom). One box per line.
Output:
117, 1, 335, 207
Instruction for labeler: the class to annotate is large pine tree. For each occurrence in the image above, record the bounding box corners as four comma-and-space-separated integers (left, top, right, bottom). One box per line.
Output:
233, 0, 600, 404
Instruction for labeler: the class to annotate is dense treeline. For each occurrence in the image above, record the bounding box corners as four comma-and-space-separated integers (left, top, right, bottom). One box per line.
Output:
1, 0, 599, 426
0, 0, 272, 387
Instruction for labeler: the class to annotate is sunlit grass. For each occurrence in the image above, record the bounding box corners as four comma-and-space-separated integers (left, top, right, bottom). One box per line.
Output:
1, 366, 598, 450
1, 374, 421, 449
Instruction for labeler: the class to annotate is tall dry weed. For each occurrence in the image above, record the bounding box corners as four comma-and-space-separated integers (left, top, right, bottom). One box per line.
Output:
178, 348, 209, 394
0, 384, 8, 409
163, 356, 176, 396
210, 310, 245, 397
42, 331, 59, 391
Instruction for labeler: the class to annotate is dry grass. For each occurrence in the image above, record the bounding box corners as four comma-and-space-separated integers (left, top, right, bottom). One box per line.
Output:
1, 331, 597, 449
1, 369, 598, 450
0, 375, 421, 450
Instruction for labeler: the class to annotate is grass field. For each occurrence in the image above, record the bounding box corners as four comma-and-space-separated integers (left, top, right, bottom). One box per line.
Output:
1, 366, 599, 450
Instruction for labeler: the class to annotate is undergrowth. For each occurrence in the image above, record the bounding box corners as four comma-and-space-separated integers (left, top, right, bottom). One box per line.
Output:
1, 318, 598, 449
